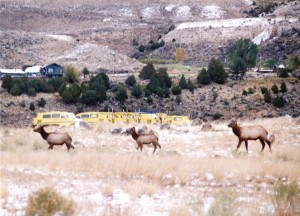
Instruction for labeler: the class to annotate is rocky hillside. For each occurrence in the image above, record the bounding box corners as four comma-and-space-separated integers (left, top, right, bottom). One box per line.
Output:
1, 0, 299, 71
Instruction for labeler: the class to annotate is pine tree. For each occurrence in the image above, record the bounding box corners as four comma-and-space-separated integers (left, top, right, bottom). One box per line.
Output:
197, 68, 211, 85
139, 64, 156, 80
187, 78, 195, 93
179, 74, 187, 89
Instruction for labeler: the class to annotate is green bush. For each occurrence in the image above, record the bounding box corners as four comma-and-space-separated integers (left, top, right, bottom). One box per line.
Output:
175, 95, 181, 103
146, 75, 161, 93
138, 45, 145, 52
264, 90, 272, 103
125, 75, 137, 87
179, 74, 187, 89
197, 68, 211, 85
146, 96, 153, 104
242, 90, 248, 96
155, 87, 164, 98
187, 78, 195, 93
115, 85, 128, 101
89, 76, 107, 102
25, 187, 75, 216
82, 67, 90, 78
81, 90, 98, 105
37, 98, 46, 107
272, 96, 285, 107
277, 68, 289, 78
280, 82, 287, 93
62, 84, 81, 103
171, 85, 182, 95
271, 84, 279, 94
139, 64, 156, 80
247, 87, 255, 94
144, 88, 151, 97
1, 75, 13, 91
156, 67, 172, 88
208, 58, 228, 84
272, 180, 300, 216
47, 78, 65, 92
10, 84, 21, 96
163, 88, 171, 98
131, 84, 143, 98
29, 102, 35, 111
27, 87, 37, 97
213, 112, 222, 120
261, 86, 268, 94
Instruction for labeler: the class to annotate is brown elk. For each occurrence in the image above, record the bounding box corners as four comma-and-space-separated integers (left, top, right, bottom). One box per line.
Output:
33, 125, 74, 151
126, 127, 161, 154
228, 119, 275, 153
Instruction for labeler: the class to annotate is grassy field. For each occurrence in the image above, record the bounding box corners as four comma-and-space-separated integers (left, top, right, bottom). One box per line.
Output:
1, 116, 300, 215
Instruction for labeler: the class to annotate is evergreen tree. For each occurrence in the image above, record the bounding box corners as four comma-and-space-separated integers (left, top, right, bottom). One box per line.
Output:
139, 64, 156, 80
10, 84, 21, 96
171, 85, 182, 95
115, 85, 128, 101
187, 78, 195, 93
1, 75, 13, 91
125, 75, 137, 87
207, 58, 228, 84
62, 84, 81, 103
264, 90, 272, 103
271, 84, 279, 94
163, 87, 170, 98
197, 68, 211, 85
90, 76, 107, 102
280, 82, 287, 93
37, 98, 46, 107
229, 38, 259, 79
156, 67, 172, 88
131, 84, 143, 98
81, 90, 98, 105
179, 74, 187, 89
146, 75, 161, 93
82, 67, 90, 78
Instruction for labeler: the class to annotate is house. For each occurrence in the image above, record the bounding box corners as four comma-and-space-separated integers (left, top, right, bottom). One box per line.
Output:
41, 63, 64, 77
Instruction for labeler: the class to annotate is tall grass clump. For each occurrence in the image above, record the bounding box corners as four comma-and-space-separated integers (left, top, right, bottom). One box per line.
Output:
208, 189, 237, 216
25, 187, 76, 216
272, 180, 300, 216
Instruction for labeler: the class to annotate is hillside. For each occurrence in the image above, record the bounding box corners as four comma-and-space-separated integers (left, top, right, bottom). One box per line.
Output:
0, 0, 299, 71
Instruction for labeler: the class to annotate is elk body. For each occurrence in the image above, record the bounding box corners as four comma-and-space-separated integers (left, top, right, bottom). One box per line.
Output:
33, 125, 74, 151
127, 127, 161, 154
228, 120, 275, 153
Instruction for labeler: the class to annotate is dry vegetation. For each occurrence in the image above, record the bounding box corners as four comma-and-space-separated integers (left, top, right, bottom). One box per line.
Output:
1, 116, 300, 215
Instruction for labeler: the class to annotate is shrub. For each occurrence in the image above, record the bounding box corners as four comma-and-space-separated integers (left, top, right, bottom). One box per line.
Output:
175, 95, 181, 103
27, 88, 37, 97
82, 67, 90, 78
277, 68, 289, 78
273, 96, 285, 107
163, 88, 170, 98
208, 58, 228, 84
89, 76, 107, 102
280, 82, 287, 93
25, 187, 75, 216
29, 102, 35, 111
247, 87, 254, 94
155, 87, 164, 98
1, 75, 13, 91
264, 90, 272, 103
171, 85, 182, 95
81, 90, 98, 105
95, 72, 110, 89
30, 79, 49, 93
115, 85, 128, 101
213, 112, 222, 120
146, 96, 153, 104
125, 75, 137, 87
156, 67, 172, 88
131, 84, 143, 98
47, 78, 65, 92
37, 98, 46, 108
187, 78, 195, 93
144, 88, 151, 97
139, 64, 156, 80
208, 190, 236, 216
131, 38, 139, 46
10, 84, 21, 96
64, 65, 79, 83
146, 75, 161, 93
58, 83, 67, 96
261, 86, 268, 94
179, 75, 187, 89
138, 45, 145, 52
271, 84, 279, 94
272, 180, 300, 216
197, 68, 211, 85
62, 84, 81, 103
242, 90, 248, 96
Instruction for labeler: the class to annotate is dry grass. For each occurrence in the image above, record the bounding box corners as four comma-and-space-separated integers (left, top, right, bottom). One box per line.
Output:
1, 116, 299, 215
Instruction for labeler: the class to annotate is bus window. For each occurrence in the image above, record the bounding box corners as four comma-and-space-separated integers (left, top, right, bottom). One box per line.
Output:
52, 114, 60, 118
43, 114, 51, 118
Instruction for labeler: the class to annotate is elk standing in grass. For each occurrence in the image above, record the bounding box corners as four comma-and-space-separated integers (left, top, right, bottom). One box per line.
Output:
228, 119, 275, 153
127, 127, 161, 154
33, 125, 74, 151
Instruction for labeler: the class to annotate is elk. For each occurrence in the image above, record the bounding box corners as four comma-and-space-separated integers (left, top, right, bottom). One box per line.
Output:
228, 119, 275, 153
126, 127, 161, 154
33, 125, 74, 151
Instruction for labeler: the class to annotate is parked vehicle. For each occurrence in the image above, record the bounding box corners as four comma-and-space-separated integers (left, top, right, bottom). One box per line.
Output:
161, 115, 191, 125
33, 111, 79, 126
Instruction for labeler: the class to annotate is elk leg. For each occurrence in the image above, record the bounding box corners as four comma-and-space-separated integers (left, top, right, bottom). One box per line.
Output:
48, 143, 54, 149
259, 139, 266, 152
266, 140, 272, 153
245, 140, 249, 153
152, 143, 157, 154
156, 143, 161, 149
236, 140, 242, 152
140, 144, 143, 152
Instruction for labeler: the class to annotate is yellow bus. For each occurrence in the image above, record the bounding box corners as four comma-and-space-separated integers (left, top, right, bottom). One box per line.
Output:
33, 111, 78, 126
161, 115, 191, 125
76, 112, 109, 124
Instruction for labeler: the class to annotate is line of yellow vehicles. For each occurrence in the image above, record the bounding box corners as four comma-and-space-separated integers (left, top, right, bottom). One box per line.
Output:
32, 111, 191, 126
